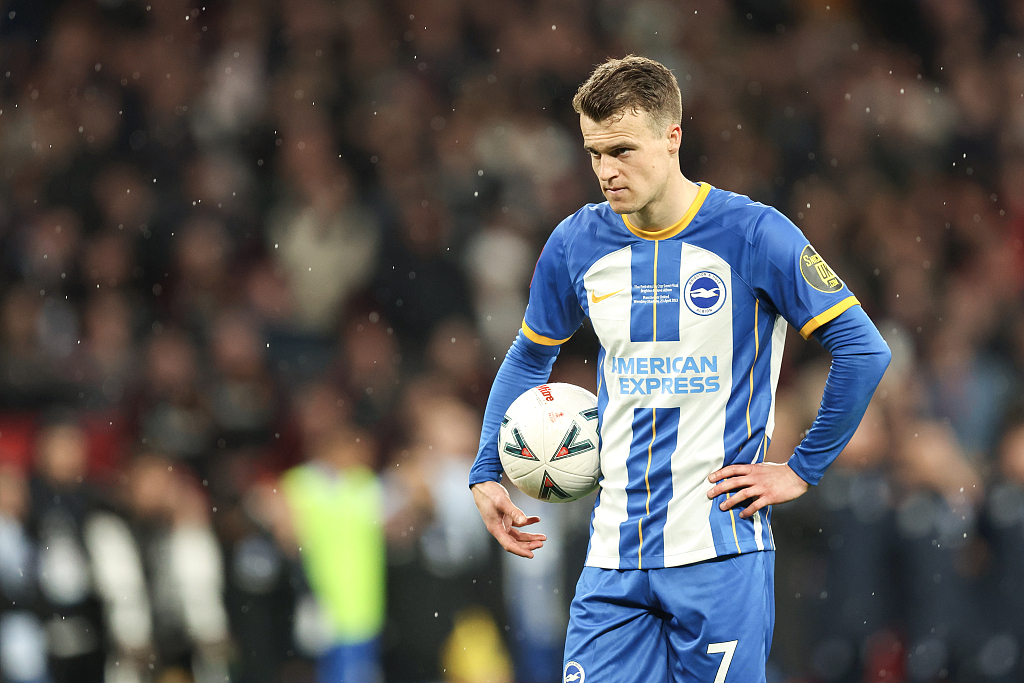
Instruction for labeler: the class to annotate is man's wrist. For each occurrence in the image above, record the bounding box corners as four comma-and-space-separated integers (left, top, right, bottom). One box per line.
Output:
785, 456, 818, 486
469, 473, 502, 488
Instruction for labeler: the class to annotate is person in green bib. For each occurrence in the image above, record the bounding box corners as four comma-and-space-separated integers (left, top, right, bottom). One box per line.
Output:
282, 425, 385, 683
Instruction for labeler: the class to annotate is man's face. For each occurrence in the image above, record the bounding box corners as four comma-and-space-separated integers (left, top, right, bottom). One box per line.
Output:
580, 109, 679, 215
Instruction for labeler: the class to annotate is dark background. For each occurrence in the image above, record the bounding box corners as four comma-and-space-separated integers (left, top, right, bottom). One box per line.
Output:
1, 0, 1024, 681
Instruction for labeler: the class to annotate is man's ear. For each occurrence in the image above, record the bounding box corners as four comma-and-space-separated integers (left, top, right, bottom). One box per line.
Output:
666, 123, 682, 155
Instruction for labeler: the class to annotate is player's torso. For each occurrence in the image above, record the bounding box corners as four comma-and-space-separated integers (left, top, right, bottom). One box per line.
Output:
561, 188, 781, 569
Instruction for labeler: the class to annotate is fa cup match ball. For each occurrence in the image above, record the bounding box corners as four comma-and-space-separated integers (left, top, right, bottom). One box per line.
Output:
498, 383, 601, 503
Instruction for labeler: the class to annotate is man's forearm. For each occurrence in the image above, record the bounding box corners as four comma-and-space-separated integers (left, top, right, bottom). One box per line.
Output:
788, 306, 891, 485
468, 331, 560, 486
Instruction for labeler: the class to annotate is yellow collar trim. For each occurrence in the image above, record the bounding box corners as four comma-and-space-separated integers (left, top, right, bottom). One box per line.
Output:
622, 182, 711, 240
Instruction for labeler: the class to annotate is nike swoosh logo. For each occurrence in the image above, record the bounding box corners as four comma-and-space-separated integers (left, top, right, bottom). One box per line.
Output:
589, 288, 623, 304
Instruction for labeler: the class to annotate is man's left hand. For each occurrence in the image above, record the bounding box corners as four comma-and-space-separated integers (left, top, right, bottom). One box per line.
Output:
707, 462, 810, 519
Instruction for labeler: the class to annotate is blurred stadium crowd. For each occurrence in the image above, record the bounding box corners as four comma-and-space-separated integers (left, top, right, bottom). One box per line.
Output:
1, 0, 1024, 681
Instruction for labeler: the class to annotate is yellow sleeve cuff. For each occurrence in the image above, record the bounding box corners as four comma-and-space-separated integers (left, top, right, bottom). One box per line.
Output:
799, 296, 860, 339
521, 320, 572, 346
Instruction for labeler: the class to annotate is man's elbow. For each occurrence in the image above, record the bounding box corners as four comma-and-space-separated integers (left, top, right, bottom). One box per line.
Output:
868, 334, 892, 380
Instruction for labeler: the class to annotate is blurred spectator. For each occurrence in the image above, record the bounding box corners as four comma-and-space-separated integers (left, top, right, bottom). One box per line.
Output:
220, 469, 310, 683
978, 413, 1024, 681
0, 464, 47, 683
892, 421, 985, 681
336, 310, 402, 427
462, 220, 534, 360
381, 386, 504, 683
281, 425, 386, 683
501, 486, 575, 683
371, 197, 475, 356
423, 318, 488, 409
133, 328, 214, 467
813, 401, 899, 683
28, 416, 107, 683
75, 289, 138, 405
0, 285, 56, 407
207, 309, 278, 449
267, 116, 380, 336
117, 453, 231, 683
169, 215, 239, 330
191, 3, 270, 144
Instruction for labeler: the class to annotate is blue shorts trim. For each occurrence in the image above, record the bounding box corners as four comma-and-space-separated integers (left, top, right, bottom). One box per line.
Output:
564, 551, 774, 683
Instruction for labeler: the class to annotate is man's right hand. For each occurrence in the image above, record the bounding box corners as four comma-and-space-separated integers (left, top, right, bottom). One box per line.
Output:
471, 480, 546, 558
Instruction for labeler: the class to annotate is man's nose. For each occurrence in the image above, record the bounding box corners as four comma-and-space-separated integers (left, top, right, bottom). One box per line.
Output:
598, 156, 618, 180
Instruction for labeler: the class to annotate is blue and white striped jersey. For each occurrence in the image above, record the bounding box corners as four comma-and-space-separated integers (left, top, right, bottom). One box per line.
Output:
521, 183, 859, 570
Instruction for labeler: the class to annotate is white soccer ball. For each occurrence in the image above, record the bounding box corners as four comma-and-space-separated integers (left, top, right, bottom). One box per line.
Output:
498, 383, 601, 503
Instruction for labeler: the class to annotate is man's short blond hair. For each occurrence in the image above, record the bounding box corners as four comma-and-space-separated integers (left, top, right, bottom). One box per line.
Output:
572, 55, 682, 134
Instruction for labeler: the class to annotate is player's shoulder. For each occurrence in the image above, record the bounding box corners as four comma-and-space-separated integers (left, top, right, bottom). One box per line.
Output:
537, 202, 625, 279
555, 201, 618, 236
701, 185, 798, 242
544, 202, 621, 256
702, 186, 773, 228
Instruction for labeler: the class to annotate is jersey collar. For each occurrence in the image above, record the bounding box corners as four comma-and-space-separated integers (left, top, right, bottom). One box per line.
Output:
621, 182, 711, 240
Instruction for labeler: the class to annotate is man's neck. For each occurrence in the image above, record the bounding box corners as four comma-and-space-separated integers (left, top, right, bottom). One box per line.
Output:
628, 172, 699, 232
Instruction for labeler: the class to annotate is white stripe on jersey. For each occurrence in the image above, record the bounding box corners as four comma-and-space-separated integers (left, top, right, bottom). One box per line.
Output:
755, 309, 789, 553
583, 246, 632, 565
664, 245, 732, 565
752, 436, 766, 552
753, 509, 765, 551
765, 316, 789, 440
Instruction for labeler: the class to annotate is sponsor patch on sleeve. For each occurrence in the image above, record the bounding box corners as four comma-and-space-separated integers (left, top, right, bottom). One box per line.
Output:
799, 245, 843, 293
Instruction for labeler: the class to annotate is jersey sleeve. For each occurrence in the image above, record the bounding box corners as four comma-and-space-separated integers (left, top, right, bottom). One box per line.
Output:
521, 225, 585, 345
468, 332, 560, 486
788, 305, 891, 485
748, 209, 859, 338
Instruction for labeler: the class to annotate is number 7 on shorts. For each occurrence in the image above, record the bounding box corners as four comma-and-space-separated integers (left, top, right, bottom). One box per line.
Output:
707, 640, 738, 683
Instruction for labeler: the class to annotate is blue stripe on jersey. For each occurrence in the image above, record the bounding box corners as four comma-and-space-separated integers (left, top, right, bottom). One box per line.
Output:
629, 243, 655, 342
723, 275, 775, 466
714, 270, 779, 551
619, 407, 679, 568
655, 241, 682, 342
708, 493, 742, 555
628, 241, 683, 343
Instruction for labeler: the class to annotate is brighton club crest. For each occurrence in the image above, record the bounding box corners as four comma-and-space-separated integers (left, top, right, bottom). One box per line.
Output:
684, 271, 726, 316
